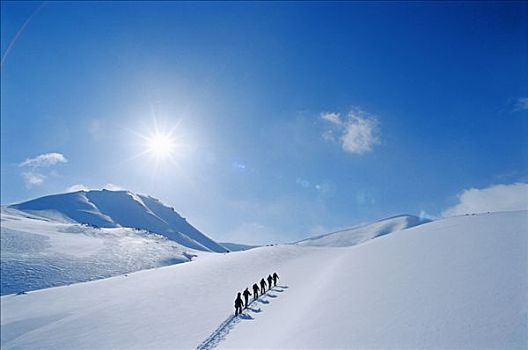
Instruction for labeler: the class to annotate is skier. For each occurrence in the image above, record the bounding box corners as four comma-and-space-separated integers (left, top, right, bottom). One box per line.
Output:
242, 287, 252, 308
260, 278, 267, 294
273, 272, 279, 286
252, 283, 260, 300
234, 292, 243, 316
267, 274, 273, 290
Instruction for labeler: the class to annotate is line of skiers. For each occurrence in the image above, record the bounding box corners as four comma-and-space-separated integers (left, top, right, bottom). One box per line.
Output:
234, 272, 279, 316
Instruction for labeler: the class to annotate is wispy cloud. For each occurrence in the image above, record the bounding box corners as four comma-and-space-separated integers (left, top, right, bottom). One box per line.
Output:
21, 172, 46, 188
294, 177, 336, 197
296, 178, 311, 188
321, 112, 342, 125
513, 97, 528, 112
19, 152, 67, 188
321, 108, 381, 154
19, 152, 67, 168
355, 190, 376, 206
443, 182, 528, 217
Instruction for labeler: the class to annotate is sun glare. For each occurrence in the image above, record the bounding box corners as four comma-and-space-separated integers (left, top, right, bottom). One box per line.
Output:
145, 132, 175, 160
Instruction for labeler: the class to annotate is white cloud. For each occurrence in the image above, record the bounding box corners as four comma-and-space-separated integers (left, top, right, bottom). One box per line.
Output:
21, 172, 46, 188
513, 97, 528, 112
341, 112, 380, 154
19, 152, 67, 168
443, 183, 528, 217
321, 108, 380, 154
19, 152, 67, 188
320, 112, 342, 125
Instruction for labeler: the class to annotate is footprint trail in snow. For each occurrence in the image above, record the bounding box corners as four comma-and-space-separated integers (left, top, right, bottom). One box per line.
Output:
196, 286, 287, 350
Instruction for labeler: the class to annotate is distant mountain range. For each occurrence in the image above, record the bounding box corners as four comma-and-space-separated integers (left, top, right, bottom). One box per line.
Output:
9, 190, 433, 252
3, 190, 436, 296
10, 190, 227, 253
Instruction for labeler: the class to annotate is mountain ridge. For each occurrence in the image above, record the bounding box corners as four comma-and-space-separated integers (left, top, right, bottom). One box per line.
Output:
296, 214, 431, 247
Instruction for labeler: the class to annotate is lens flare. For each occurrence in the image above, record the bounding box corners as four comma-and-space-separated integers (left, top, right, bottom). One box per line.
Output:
145, 132, 175, 160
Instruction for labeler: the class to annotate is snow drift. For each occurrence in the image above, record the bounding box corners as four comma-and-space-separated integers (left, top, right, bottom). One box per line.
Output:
10, 190, 226, 253
1, 210, 526, 349
296, 214, 430, 247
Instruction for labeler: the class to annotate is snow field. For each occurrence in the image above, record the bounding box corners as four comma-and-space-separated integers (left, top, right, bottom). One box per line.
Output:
221, 211, 528, 349
1, 207, 191, 295
1, 211, 526, 349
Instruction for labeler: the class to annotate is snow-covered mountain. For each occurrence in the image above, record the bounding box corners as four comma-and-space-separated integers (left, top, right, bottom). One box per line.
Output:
220, 242, 258, 252
10, 190, 226, 253
2, 211, 526, 349
0, 207, 194, 295
296, 214, 430, 247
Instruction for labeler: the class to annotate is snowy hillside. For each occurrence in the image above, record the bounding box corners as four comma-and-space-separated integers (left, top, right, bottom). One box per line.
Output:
296, 214, 430, 247
0, 207, 194, 295
2, 210, 526, 349
10, 190, 226, 253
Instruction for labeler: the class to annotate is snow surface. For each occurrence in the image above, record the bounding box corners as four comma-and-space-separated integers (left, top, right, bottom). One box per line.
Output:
10, 190, 227, 253
296, 214, 430, 247
1, 210, 526, 349
1, 207, 193, 295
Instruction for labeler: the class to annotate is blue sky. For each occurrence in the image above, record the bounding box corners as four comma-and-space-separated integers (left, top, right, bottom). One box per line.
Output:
1, 1, 527, 244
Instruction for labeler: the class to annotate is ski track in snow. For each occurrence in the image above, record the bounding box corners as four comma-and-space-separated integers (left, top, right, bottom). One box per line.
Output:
196, 286, 288, 350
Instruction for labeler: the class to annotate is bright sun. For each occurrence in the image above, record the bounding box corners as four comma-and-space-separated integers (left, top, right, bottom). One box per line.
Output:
145, 132, 175, 160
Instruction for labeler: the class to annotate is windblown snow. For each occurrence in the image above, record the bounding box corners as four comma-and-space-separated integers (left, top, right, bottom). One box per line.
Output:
2, 210, 526, 349
10, 190, 226, 253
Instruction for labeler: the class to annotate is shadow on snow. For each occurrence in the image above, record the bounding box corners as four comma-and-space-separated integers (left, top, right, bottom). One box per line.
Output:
195, 286, 288, 350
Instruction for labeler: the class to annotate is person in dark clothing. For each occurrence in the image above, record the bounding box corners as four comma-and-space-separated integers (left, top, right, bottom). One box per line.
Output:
234, 292, 243, 316
260, 278, 267, 294
272, 272, 279, 286
252, 283, 260, 300
242, 288, 252, 308
267, 275, 273, 290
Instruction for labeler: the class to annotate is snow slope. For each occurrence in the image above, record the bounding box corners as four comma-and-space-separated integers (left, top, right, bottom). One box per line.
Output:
1, 207, 193, 295
296, 214, 430, 247
1, 211, 526, 349
10, 190, 227, 253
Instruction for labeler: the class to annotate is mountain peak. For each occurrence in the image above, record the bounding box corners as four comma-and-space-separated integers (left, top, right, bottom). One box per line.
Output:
10, 190, 227, 253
